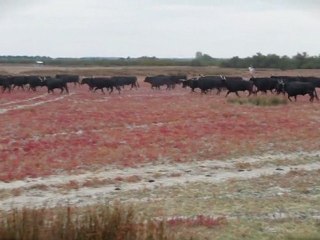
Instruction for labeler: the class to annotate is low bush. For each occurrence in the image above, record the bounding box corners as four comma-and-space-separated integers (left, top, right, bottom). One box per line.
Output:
227, 96, 288, 106
0, 203, 179, 240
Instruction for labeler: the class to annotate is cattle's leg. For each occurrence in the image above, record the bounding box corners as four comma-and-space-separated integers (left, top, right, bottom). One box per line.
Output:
225, 91, 231, 97
309, 93, 314, 102
216, 88, 221, 95
116, 86, 121, 94
314, 90, 319, 101
247, 91, 252, 97
294, 96, 297, 101
287, 95, 292, 102
109, 87, 113, 94
60, 87, 64, 94
235, 91, 240, 97
65, 86, 69, 94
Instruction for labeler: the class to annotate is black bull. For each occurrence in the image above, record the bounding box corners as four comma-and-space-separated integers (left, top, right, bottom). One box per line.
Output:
278, 80, 319, 102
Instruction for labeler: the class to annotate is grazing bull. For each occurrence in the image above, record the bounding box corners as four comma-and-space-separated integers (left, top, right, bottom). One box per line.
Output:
44, 77, 69, 94
222, 76, 254, 97
277, 80, 318, 102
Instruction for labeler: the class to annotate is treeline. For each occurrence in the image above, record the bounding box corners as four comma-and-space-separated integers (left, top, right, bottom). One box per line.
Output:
220, 52, 320, 69
1, 52, 320, 69
0, 56, 192, 67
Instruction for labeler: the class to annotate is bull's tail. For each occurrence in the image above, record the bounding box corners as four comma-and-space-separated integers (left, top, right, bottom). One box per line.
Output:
64, 84, 69, 94
314, 89, 319, 101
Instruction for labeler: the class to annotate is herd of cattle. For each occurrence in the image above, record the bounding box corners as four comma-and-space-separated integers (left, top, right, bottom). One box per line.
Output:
0, 74, 320, 102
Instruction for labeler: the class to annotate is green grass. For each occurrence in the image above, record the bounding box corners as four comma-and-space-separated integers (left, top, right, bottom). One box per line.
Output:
227, 96, 288, 106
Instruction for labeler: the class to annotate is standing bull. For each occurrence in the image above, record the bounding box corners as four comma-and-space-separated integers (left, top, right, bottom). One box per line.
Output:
44, 77, 69, 94
182, 78, 199, 92
277, 80, 318, 102
144, 75, 174, 90
0, 75, 12, 93
249, 77, 278, 94
56, 74, 80, 86
222, 76, 254, 97
197, 76, 226, 94
112, 76, 139, 89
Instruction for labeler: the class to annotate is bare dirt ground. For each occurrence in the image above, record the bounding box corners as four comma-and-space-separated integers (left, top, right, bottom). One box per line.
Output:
1, 150, 320, 239
1, 150, 320, 211
1, 65, 320, 239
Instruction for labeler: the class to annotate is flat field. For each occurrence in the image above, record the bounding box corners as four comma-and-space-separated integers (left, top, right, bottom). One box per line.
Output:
1, 65, 320, 239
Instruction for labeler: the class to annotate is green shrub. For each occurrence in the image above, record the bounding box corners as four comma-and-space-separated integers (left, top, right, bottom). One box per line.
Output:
227, 96, 287, 106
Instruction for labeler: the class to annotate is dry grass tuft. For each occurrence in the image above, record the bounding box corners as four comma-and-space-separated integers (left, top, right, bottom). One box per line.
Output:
228, 96, 288, 106
0, 203, 184, 240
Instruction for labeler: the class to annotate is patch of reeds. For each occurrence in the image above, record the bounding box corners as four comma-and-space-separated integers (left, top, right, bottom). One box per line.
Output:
0, 203, 180, 240
227, 96, 288, 106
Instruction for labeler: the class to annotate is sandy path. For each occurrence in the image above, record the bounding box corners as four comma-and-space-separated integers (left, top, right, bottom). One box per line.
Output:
1, 151, 319, 211
0, 93, 75, 114
0, 93, 48, 106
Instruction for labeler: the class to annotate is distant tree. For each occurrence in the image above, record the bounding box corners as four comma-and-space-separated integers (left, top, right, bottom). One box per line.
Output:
191, 52, 217, 66
195, 51, 203, 59
293, 52, 308, 68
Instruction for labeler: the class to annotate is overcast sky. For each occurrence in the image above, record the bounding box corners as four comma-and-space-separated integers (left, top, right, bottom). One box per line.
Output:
0, 0, 319, 58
